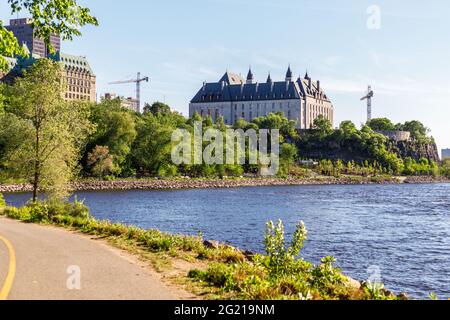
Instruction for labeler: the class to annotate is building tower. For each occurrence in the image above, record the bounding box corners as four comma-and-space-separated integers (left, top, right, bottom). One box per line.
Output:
6, 18, 60, 58
285, 65, 293, 82
246, 66, 255, 84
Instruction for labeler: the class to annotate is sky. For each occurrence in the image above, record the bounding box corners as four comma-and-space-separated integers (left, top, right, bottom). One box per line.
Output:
2, 0, 449, 152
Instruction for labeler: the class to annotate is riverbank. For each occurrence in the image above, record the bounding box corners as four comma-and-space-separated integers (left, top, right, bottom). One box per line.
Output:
0, 198, 404, 300
1, 175, 449, 193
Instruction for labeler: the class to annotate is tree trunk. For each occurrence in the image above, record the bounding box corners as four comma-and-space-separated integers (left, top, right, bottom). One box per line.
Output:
33, 126, 40, 203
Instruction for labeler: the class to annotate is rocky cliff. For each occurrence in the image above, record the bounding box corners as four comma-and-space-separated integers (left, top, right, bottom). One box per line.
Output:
297, 135, 440, 163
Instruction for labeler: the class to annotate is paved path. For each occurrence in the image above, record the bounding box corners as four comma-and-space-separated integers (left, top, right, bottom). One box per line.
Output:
0, 217, 176, 300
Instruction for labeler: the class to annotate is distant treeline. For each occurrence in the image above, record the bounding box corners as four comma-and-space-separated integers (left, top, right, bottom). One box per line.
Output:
0, 60, 448, 199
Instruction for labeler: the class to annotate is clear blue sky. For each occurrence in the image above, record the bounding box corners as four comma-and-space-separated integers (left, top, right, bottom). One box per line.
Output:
2, 0, 450, 151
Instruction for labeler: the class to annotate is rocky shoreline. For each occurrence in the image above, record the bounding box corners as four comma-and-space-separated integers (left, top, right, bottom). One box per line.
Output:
1, 176, 449, 193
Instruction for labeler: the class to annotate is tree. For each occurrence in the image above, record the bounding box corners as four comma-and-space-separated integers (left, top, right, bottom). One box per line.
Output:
143, 101, 171, 116
313, 115, 333, 139
6, 59, 93, 201
280, 143, 298, 176
367, 118, 395, 131
252, 112, 298, 141
87, 145, 114, 178
1, 0, 98, 71
87, 101, 137, 175
398, 121, 429, 141
131, 112, 183, 176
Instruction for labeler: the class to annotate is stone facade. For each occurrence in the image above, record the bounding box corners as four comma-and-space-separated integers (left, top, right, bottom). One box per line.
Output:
57, 53, 96, 102
376, 130, 411, 142
190, 67, 334, 129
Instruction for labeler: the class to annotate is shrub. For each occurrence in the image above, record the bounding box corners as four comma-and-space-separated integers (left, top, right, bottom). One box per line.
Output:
2, 199, 91, 223
0, 193, 6, 213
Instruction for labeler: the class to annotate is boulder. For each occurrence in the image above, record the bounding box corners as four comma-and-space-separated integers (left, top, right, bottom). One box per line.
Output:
203, 240, 220, 250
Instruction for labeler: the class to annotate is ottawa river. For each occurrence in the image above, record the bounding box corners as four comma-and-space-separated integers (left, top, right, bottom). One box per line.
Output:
4, 183, 450, 299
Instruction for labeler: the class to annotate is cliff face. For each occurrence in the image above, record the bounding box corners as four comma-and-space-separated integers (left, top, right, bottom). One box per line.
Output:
297, 137, 440, 163
388, 140, 440, 162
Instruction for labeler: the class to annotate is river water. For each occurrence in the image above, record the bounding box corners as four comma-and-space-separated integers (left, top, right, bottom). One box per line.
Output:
4, 183, 450, 299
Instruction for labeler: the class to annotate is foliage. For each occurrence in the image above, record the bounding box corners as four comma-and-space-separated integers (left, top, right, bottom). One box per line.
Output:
143, 101, 172, 116
1, 0, 98, 71
2, 198, 89, 222
3, 59, 93, 200
0, 193, 6, 213
312, 115, 333, 139
87, 145, 114, 178
131, 111, 185, 177
280, 143, 298, 176
85, 99, 137, 176
441, 159, 450, 178
404, 157, 439, 176
252, 112, 298, 141
189, 219, 394, 300
367, 118, 395, 131
396, 120, 430, 142
298, 120, 423, 175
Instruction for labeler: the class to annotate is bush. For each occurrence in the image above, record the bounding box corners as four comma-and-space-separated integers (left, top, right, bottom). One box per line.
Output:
2, 199, 91, 223
0, 193, 6, 212
188, 220, 371, 300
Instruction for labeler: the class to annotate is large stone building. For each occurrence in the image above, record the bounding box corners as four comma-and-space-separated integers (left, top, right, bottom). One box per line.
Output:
190, 67, 334, 129
6, 18, 60, 58
3, 18, 96, 102
56, 53, 96, 102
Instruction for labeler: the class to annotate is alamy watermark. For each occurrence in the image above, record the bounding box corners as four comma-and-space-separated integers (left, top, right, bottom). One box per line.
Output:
171, 122, 280, 176
367, 5, 382, 30
66, 265, 81, 290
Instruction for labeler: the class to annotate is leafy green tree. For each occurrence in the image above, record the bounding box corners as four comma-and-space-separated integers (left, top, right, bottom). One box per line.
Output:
5, 59, 93, 200
398, 121, 429, 141
1, 0, 98, 71
280, 143, 298, 176
131, 112, 185, 177
252, 112, 298, 140
143, 101, 171, 116
367, 118, 396, 131
87, 100, 137, 175
313, 115, 333, 139
233, 118, 249, 130
87, 145, 114, 178
215, 116, 226, 131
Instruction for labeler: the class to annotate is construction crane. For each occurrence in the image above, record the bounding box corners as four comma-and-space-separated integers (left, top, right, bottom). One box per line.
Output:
109, 72, 149, 113
360, 85, 374, 122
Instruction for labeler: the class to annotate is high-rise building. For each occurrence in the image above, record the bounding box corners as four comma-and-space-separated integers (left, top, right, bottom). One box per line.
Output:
6, 18, 61, 58
190, 67, 334, 129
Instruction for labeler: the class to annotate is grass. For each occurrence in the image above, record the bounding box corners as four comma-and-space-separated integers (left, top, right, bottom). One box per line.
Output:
0, 195, 403, 300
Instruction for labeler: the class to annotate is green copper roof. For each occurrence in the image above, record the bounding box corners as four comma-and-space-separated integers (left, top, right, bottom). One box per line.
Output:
57, 53, 94, 74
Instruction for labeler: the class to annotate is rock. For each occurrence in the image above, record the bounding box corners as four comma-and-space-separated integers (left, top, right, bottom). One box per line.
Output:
203, 240, 220, 250
381, 289, 395, 297
344, 277, 362, 290
397, 293, 409, 300
243, 250, 256, 261
223, 244, 237, 251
